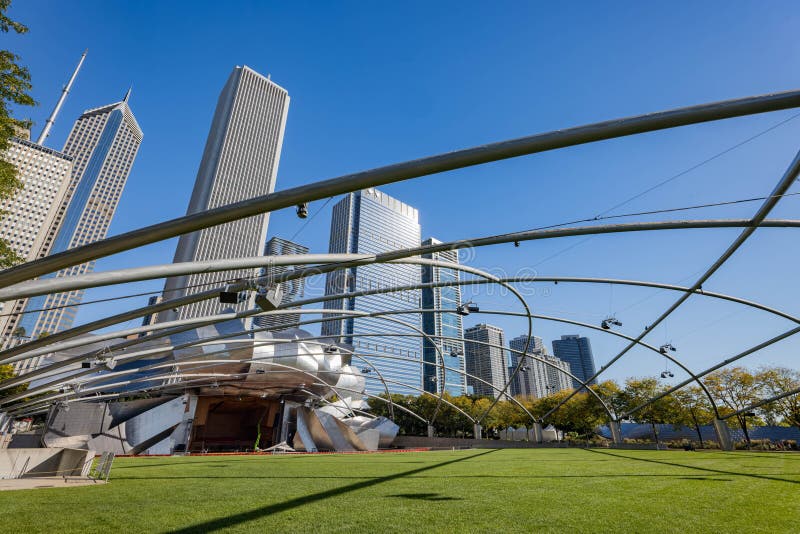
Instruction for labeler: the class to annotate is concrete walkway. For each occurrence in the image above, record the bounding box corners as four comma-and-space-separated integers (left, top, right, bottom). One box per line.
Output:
0, 477, 105, 491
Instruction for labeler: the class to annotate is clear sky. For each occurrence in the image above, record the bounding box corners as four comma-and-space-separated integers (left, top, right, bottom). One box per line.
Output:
5, 1, 800, 383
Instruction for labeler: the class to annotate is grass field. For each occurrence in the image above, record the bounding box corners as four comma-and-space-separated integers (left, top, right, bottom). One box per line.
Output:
1, 448, 798, 533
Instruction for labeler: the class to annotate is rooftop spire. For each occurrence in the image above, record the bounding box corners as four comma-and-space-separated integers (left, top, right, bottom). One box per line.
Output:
123, 86, 132, 104
36, 49, 87, 146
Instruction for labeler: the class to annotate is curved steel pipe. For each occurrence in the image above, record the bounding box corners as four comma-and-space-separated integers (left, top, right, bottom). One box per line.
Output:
3, 89, 799, 288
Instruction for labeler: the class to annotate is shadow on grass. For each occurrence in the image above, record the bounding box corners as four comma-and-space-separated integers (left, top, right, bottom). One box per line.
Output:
171, 449, 497, 533
586, 449, 800, 485
389, 493, 462, 501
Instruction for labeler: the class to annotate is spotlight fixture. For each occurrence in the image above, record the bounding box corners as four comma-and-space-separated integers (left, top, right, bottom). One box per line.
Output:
450, 349, 464, 357
659, 343, 677, 355
296, 202, 309, 219
360, 368, 372, 374
325, 345, 339, 354
601, 317, 622, 330
660, 370, 675, 379
456, 301, 480, 316
514, 241, 520, 247
255, 284, 284, 312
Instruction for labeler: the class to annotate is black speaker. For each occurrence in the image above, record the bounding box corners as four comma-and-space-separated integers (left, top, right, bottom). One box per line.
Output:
219, 291, 239, 304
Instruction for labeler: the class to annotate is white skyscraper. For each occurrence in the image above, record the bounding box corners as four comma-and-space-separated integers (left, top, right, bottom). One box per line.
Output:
464, 323, 509, 399
14, 92, 143, 346
0, 131, 73, 351
160, 66, 290, 322
509, 335, 571, 398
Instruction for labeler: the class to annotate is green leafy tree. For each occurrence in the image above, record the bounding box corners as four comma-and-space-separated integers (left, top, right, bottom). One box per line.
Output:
616, 378, 679, 443
0, 0, 35, 267
670, 386, 715, 446
705, 367, 763, 444
758, 366, 800, 431
0, 363, 26, 401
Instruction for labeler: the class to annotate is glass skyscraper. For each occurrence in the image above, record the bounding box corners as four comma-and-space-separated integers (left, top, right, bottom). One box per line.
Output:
252, 236, 309, 332
552, 334, 597, 389
17, 93, 143, 340
321, 188, 422, 396
160, 66, 290, 324
421, 237, 466, 396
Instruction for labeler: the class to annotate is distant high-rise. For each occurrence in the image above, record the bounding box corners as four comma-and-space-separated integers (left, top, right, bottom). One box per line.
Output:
552, 334, 597, 389
16, 92, 143, 342
464, 324, 508, 399
321, 188, 422, 396
421, 237, 466, 396
0, 131, 73, 360
508, 335, 571, 398
253, 237, 308, 332
160, 66, 289, 323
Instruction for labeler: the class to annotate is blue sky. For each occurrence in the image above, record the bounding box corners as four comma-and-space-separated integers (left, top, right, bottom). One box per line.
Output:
6, 1, 800, 383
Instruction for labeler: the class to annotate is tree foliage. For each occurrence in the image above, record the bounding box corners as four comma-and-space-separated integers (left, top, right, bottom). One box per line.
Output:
367, 366, 800, 440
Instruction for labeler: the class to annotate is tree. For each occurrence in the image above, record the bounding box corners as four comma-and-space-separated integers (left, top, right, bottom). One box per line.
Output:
759, 366, 800, 431
0, 0, 35, 268
670, 386, 715, 446
0, 363, 26, 401
705, 367, 763, 445
616, 378, 679, 443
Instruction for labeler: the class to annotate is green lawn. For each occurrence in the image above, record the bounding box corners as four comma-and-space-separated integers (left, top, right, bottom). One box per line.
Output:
1, 448, 798, 533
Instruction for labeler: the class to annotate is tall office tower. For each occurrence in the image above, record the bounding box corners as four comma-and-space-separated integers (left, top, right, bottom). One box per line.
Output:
421, 237, 466, 396
15, 92, 143, 343
252, 237, 308, 332
552, 334, 597, 389
508, 335, 571, 398
160, 66, 289, 323
321, 188, 422, 396
464, 324, 508, 399
0, 131, 73, 358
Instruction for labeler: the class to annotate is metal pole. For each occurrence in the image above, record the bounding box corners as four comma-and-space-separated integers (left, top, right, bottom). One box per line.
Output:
543, 148, 800, 422
4, 90, 800, 288
36, 50, 87, 145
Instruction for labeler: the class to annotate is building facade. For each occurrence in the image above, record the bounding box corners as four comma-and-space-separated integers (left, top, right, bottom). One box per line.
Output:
252, 237, 309, 332
160, 66, 290, 323
15, 93, 143, 345
508, 335, 571, 398
0, 131, 74, 357
552, 334, 597, 390
464, 323, 508, 399
321, 188, 422, 396
421, 237, 466, 396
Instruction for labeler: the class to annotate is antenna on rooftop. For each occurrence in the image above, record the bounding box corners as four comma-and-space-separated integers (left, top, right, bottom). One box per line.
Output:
36, 49, 87, 146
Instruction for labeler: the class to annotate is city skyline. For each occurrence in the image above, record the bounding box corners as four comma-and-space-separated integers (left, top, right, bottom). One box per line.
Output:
5, 2, 800, 384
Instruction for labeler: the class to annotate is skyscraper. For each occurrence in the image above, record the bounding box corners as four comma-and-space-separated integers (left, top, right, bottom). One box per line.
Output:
464, 323, 508, 399
160, 66, 290, 323
321, 188, 422, 396
253, 237, 308, 332
16, 92, 143, 342
0, 130, 73, 357
421, 237, 466, 396
552, 334, 597, 389
508, 335, 571, 398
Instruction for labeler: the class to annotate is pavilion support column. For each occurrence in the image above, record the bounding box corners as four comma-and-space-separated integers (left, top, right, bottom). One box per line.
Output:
427, 424, 435, 438
531, 422, 543, 444
713, 418, 734, 451
609, 420, 623, 445
473, 423, 482, 440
